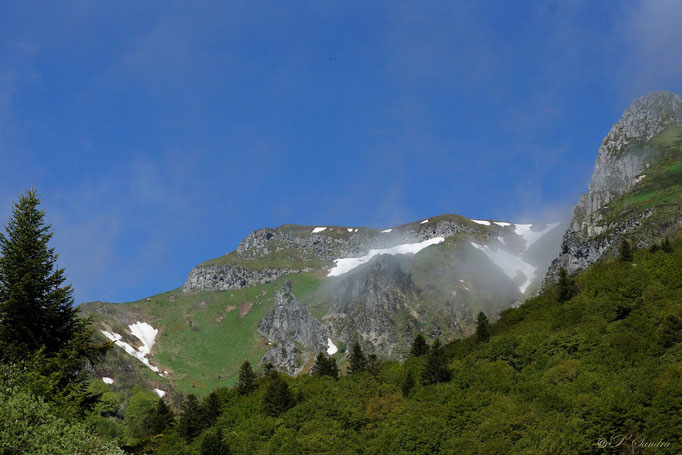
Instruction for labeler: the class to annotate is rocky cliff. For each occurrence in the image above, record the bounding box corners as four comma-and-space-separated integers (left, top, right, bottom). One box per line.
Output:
545, 91, 682, 283
257, 281, 328, 375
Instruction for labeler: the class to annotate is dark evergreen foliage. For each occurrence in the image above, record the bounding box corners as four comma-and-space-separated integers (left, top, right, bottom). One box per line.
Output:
366, 353, 381, 377
200, 428, 230, 455
420, 338, 451, 385
619, 238, 633, 262
200, 391, 222, 429
649, 242, 660, 253
658, 314, 681, 348
262, 372, 294, 417
409, 334, 430, 357
235, 361, 257, 395
401, 370, 415, 397
662, 237, 673, 253
557, 267, 577, 303
348, 341, 367, 374
311, 352, 339, 379
146, 398, 175, 435
178, 394, 203, 442
0, 189, 80, 360
475, 311, 490, 343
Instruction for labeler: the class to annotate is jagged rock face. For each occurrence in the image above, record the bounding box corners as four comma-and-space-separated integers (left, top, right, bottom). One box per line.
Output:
183, 265, 311, 293
257, 281, 327, 374
545, 91, 682, 284
324, 255, 426, 359
572, 91, 682, 237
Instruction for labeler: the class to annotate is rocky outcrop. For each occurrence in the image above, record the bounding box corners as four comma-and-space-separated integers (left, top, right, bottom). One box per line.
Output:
545, 91, 682, 284
183, 265, 311, 293
324, 255, 426, 359
257, 281, 327, 374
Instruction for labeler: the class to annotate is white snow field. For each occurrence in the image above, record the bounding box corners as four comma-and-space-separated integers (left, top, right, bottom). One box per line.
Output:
494, 221, 511, 227
472, 219, 491, 225
327, 338, 338, 355
420, 219, 429, 224
381, 228, 392, 233
100, 321, 160, 373
153, 389, 166, 398
328, 237, 445, 277
311, 227, 327, 233
347, 228, 353, 232
470, 242, 537, 293
102, 377, 114, 385
513, 222, 560, 248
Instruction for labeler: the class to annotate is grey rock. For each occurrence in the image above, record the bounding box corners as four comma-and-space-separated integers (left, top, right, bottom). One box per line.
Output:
257, 281, 327, 374
545, 91, 682, 284
183, 265, 311, 293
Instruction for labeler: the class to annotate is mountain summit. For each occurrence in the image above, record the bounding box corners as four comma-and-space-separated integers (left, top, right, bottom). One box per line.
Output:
545, 90, 682, 283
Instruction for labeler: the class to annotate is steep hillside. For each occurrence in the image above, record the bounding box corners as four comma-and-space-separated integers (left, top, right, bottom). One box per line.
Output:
82, 214, 563, 395
545, 91, 682, 284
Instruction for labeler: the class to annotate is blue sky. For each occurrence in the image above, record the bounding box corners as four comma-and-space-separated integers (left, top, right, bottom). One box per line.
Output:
1, 1, 681, 304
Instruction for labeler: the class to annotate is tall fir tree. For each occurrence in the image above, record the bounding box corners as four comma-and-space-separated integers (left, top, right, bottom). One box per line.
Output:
0, 189, 79, 359
409, 334, 430, 357
200, 391, 222, 430
661, 237, 673, 253
420, 338, 451, 385
366, 353, 381, 377
348, 341, 367, 374
200, 428, 230, 455
262, 372, 294, 417
178, 394, 203, 442
557, 267, 576, 303
619, 238, 633, 262
401, 370, 416, 397
235, 360, 257, 395
475, 312, 490, 343
146, 398, 176, 435
311, 352, 339, 379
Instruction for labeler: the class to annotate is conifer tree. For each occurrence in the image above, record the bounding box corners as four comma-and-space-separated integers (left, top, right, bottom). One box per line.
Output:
557, 267, 576, 303
146, 398, 175, 435
649, 241, 660, 253
0, 189, 80, 359
311, 352, 338, 379
420, 338, 451, 385
200, 391, 222, 429
619, 238, 633, 262
348, 341, 367, 374
475, 311, 490, 343
235, 361, 257, 395
262, 372, 294, 417
409, 334, 430, 357
178, 394, 203, 442
366, 353, 381, 377
401, 370, 415, 397
200, 428, 230, 455
662, 237, 673, 253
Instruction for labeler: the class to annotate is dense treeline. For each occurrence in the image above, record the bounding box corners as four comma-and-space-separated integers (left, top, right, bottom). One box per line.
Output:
1, 190, 680, 454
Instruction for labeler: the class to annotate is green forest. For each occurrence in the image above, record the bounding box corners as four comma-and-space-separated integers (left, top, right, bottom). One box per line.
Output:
1, 190, 680, 454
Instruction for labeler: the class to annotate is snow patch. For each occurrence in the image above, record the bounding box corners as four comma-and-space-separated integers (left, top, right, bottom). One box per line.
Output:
347, 228, 353, 232
513, 223, 560, 248
100, 321, 160, 373
470, 242, 537, 293
420, 219, 428, 224
381, 228, 392, 233
635, 174, 646, 183
497, 236, 506, 244
494, 221, 511, 227
328, 237, 445, 277
312, 227, 326, 233
153, 389, 166, 398
102, 377, 113, 385
327, 338, 338, 356
472, 219, 490, 226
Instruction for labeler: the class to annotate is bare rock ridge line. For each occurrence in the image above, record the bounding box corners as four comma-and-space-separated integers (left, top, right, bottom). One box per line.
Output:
544, 90, 682, 285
